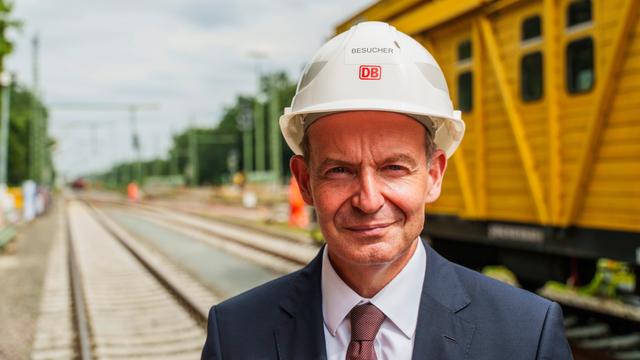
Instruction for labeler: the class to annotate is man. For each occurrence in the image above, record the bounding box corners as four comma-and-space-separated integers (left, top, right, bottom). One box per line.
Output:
202, 21, 572, 360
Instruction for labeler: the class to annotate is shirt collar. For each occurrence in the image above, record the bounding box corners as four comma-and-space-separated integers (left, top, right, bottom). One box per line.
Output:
321, 238, 426, 339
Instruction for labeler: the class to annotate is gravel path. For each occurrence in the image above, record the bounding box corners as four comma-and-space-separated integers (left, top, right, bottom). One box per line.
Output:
0, 201, 61, 360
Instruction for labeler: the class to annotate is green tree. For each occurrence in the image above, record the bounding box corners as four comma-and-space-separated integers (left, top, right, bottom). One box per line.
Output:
7, 84, 52, 185
167, 126, 238, 186
0, 1, 20, 74
187, 71, 297, 185
1, 1, 33, 186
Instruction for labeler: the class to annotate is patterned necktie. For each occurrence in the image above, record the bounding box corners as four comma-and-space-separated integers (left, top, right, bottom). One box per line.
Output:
346, 303, 386, 360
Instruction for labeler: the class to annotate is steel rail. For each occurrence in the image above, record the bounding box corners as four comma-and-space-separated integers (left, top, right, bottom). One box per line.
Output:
66, 202, 93, 360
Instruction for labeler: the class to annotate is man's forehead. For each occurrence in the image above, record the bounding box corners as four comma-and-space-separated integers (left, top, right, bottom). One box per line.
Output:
306, 113, 428, 164
304, 110, 423, 133
305, 111, 427, 144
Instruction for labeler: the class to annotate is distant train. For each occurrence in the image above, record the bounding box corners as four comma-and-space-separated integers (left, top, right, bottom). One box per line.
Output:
71, 177, 88, 190
337, 0, 639, 290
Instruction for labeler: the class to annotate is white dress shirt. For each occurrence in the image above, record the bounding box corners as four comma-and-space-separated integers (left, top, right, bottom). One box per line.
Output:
321, 238, 427, 360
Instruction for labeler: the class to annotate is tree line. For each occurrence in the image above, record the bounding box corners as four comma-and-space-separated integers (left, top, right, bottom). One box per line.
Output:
6, 84, 52, 185
1, 1, 54, 187
94, 72, 297, 188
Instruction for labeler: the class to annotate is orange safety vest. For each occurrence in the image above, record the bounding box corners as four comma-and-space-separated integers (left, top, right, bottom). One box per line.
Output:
289, 177, 308, 228
127, 182, 139, 202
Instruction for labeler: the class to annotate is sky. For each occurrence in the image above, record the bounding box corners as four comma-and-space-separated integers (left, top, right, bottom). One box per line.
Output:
6, 0, 372, 179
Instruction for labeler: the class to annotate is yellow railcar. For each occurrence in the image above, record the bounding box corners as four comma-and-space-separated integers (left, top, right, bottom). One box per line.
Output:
337, 0, 640, 284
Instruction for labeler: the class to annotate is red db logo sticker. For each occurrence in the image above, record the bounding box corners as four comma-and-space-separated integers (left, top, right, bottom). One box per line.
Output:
359, 65, 381, 80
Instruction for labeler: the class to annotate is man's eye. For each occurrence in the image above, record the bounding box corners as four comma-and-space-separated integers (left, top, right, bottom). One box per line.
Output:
384, 164, 405, 171
323, 166, 354, 178
328, 167, 348, 174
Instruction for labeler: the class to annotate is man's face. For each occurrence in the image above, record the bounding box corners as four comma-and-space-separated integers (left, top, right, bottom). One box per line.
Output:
291, 111, 447, 270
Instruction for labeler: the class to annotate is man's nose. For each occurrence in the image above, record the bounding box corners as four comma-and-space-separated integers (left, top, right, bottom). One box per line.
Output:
351, 171, 384, 214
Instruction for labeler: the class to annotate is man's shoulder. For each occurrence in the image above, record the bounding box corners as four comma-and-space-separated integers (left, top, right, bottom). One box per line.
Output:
202, 267, 311, 359
441, 259, 572, 358
215, 268, 302, 316
449, 260, 553, 322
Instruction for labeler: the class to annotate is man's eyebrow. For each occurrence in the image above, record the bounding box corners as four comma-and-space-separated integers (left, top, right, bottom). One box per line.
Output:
381, 154, 419, 167
316, 154, 419, 169
317, 157, 356, 169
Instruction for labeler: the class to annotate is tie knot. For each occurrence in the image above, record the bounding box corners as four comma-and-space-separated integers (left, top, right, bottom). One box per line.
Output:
349, 303, 386, 341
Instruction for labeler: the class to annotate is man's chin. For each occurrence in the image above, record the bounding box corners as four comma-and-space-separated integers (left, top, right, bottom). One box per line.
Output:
345, 242, 405, 265
356, 237, 419, 265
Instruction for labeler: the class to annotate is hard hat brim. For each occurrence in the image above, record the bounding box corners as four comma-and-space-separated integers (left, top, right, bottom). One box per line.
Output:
279, 99, 465, 159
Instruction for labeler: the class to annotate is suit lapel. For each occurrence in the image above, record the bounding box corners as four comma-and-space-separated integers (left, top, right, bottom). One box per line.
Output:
275, 248, 327, 360
412, 242, 476, 360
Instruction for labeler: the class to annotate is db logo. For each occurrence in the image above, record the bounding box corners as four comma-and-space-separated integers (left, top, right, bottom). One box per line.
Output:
359, 65, 381, 80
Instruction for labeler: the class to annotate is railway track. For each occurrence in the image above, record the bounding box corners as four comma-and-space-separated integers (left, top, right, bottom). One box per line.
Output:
565, 309, 640, 360
65, 200, 218, 359
101, 200, 319, 275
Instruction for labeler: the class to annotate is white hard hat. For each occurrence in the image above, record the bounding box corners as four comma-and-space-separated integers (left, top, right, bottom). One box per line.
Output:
279, 21, 465, 158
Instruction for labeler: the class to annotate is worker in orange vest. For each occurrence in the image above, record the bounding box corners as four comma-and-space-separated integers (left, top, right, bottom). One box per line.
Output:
289, 176, 307, 228
127, 181, 140, 203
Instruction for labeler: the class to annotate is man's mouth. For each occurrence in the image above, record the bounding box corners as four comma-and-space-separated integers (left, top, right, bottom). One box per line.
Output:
344, 221, 396, 235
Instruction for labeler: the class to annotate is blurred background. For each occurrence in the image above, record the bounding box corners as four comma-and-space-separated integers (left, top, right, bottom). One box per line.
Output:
0, 1, 639, 359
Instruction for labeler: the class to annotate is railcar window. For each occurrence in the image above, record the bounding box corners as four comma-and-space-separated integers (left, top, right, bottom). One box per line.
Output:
521, 52, 543, 101
522, 16, 541, 41
458, 40, 471, 62
458, 71, 472, 111
566, 37, 594, 93
567, 0, 592, 27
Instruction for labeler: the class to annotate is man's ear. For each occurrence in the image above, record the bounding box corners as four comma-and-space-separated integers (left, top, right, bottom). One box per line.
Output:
290, 155, 314, 206
425, 149, 447, 204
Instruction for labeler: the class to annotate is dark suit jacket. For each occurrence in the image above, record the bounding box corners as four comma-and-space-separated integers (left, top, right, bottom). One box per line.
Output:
202, 240, 573, 359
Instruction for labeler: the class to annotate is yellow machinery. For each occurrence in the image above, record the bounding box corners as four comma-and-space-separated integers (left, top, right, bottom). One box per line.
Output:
337, 0, 639, 288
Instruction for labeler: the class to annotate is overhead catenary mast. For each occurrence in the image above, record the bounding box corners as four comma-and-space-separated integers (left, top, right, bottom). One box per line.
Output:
48, 102, 159, 184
